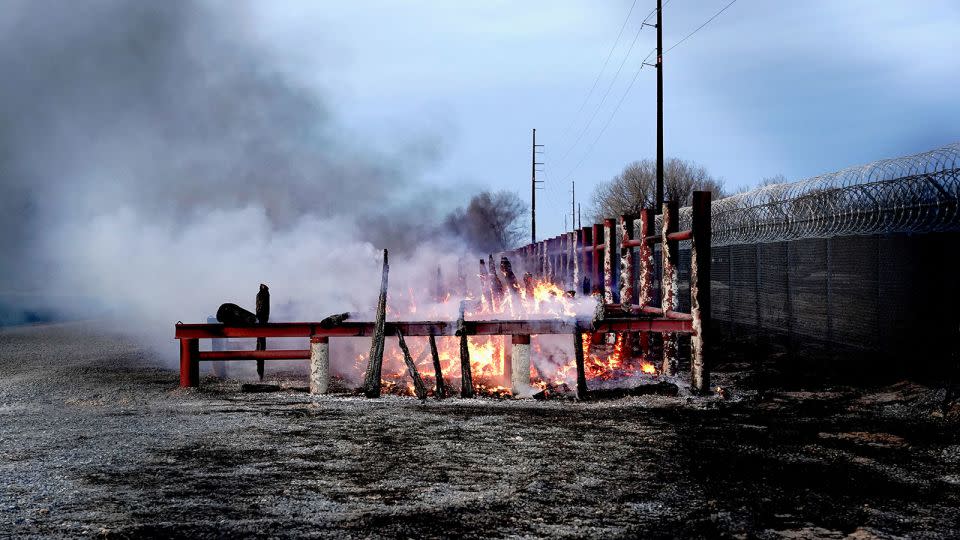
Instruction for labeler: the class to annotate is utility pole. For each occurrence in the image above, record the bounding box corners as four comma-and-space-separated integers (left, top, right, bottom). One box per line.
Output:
655, 0, 664, 213
531, 128, 544, 243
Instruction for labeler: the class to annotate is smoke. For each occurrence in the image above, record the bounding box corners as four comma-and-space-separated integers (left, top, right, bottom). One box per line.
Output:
0, 1, 470, 351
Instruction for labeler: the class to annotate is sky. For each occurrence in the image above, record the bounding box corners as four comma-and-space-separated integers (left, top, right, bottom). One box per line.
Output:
248, 0, 960, 238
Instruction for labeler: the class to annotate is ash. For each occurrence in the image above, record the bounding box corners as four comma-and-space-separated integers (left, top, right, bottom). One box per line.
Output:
2, 324, 959, 538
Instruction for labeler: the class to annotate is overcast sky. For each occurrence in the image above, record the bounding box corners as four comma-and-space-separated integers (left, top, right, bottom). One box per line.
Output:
249, 0, 959, 238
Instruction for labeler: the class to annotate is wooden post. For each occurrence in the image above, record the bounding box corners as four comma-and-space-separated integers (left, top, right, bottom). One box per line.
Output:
510, 334, 532, 398
574, 324, 588, 400
489, 254, 505, 311
309, 336, 330, 395
581, 227, 593, 295
690, 191, 712, 394
661, 201, 680, 376
457, 301, 474, 398
255, 283, 270, 381
179, 338, 199, 388
362, 249, 389, 398
603, 218, 615, 304
568, 231, 577, 290
638, 209, 655, 363
619, 215, 635, 306
396, 328, 428, 401
479, 258, 490, 312
429, 333, 446, 399
592, 223, 603, 294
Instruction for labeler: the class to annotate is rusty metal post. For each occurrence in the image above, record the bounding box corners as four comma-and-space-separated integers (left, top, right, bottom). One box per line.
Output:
510, 334, 532, 398
690, 191, 712, 394
581, 226, 594, 295
603, 218, 616, 304
310, 336, 330, 394
661, 201, 680, 376
179, 338, 199, 388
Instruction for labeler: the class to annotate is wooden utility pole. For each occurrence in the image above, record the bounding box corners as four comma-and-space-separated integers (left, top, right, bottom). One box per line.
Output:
655, 0, 664, 213
531, 128, 544, 243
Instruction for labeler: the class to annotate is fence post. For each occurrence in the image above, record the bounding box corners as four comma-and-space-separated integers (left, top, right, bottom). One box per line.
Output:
581, 226, 594, 295
690, 192, 711, 394
603, 218, 616, 304
179, 338, 199, 388
619, 215, 635, 305
592, 223, 603, 294
661, 201, 680, 376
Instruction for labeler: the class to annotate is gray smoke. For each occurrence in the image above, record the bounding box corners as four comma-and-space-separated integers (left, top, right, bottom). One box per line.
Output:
0, 0, 470, 333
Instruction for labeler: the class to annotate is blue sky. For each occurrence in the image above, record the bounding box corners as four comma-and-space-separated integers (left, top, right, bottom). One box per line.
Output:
250, 0, 960, 238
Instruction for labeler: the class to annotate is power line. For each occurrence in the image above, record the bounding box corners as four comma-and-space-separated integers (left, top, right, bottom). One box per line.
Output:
553, 0, 640, 150
665, 0, 738, 54
560, 48, 656, 182
555, 0, 671, 168
559, 0, 740, 182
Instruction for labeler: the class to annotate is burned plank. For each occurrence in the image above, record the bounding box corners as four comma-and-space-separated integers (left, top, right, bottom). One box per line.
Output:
395, 328, 428, 401
574, 323, 588, 400
216, 303, 257, 325
429, 332, 446, 400
457, 300, 474, 398
362, 249, 389, 398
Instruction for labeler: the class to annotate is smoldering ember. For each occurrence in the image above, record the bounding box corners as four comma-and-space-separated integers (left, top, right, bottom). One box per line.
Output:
2, 2, 960, 539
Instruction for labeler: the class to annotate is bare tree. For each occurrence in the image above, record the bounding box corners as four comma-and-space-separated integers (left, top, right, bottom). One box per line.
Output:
444, 190, 527, 253
588, 158, 725, 220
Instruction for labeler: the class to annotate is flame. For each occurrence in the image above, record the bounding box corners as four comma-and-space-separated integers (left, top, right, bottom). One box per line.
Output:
356, 274, 656, 398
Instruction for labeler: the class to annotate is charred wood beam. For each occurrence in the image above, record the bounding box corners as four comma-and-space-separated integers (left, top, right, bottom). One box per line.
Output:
574, 323, 588, 400
256, 283, 270, 381
429, 332, 446, 400
457, 301, 474, 398
362, 249, 390, 398
396, 328, 428, 401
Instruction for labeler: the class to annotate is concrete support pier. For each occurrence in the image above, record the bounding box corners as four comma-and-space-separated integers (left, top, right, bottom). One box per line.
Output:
511, 334, 532, 398
310, 336, 330, 394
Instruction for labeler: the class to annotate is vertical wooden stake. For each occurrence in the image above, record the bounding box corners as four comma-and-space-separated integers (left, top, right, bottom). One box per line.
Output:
362, 249, 389, 398
619, 215, 635, 306
661, 201, 680, 376
603, 219, 615, 304
457, 301, 474, 398
574, 324, 588, 400
691, 191, 712, 394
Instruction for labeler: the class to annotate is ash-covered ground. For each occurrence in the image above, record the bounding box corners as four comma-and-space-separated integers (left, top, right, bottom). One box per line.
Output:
2, 323, 959, 539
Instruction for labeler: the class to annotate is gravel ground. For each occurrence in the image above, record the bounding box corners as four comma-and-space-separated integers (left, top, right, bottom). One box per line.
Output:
2, 323, 959, 539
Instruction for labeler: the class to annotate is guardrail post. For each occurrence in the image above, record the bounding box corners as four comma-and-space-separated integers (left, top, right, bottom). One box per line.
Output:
310, 336, 330, 394
179, 338, 199, 388
691, 191, 712, 394
510, 334, 532, 398
661, 201, 680, 376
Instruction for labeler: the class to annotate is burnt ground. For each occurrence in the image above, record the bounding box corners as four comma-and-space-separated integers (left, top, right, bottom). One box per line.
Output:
2, 323, 959, 539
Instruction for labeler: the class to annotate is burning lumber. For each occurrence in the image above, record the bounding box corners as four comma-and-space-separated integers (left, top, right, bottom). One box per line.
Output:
255, 283, 270, 380
523, 272, 535, 301
395, 328, 428, 401
479, 259, 490, 311
362, 249, 389, 398
499, 256, 521, 301
457, 300, 474, 398
488, 255, 505, 310
429, 333, 447, 399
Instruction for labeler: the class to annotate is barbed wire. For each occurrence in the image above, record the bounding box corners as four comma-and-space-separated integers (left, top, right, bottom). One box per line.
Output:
669, 143, 960, 246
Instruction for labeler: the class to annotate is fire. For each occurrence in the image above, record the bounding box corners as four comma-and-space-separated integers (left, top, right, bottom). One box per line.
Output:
356, 264, 657, 397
